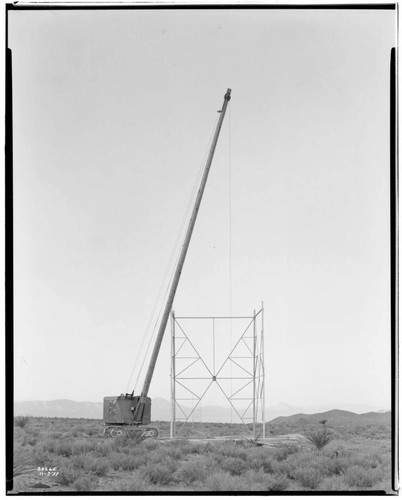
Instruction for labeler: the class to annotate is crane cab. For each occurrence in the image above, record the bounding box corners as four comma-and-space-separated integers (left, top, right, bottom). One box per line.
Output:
103, 394, 151, 425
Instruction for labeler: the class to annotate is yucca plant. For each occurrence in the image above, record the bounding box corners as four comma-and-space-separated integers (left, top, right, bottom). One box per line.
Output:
13, 450, 35, 478
304, 427, 335, 451
14, 416, 30, 428
246, 433, 264, 447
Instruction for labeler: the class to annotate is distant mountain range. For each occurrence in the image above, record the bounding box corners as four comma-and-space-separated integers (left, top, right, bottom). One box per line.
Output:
13, 398, 389, 423
14, 399, 104, 420
269, 408, 391, 427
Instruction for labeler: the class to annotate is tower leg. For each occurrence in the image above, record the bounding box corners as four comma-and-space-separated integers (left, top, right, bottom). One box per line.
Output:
170, 311, 176, 439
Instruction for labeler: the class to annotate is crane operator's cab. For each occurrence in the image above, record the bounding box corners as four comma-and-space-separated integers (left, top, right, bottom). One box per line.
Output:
103, 394, 157, 438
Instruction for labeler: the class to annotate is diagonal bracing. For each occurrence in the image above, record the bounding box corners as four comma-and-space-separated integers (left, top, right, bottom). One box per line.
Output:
171, 308, 265, 438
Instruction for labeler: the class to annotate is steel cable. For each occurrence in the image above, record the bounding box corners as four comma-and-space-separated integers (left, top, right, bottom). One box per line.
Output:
126, 113, 221, 394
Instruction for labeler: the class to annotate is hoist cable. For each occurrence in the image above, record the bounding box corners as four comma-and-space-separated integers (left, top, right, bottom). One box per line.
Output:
129, 115, 220, 393
132, 236, 184, 393
126, 113, 221, 394
229, 102, 233, 428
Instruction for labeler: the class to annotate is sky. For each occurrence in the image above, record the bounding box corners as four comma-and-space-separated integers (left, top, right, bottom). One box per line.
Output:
9, 7, 395, 413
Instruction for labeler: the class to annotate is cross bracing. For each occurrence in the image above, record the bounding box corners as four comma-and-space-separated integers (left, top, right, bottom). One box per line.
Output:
170, 307, 265, 439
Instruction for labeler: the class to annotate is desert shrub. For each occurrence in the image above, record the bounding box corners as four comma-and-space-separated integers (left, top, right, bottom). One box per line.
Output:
72, 439, 97, 455
304, 428, 335, 451
293, 468, 323, 489
126, 447, 150, 464
178, 441, 206, 455
165, 444, 184, 460
54, 441, 73, 457
219, 456, 247, 476
173, 455, 214, 484
33, 448, 53, 466
21, 433, 37, 447
283, 450, 327, 472
326, 456, 348, 476
95, 441, 114, 457
278, 448, 347, 483
246, 446, 272, 459
264, 473, 290, 491
213, 442, 247, 461
141, 439, 159, 451
146, 445, 167, 459
378, 457, 392, 476
262, 457, 276, 475
106, 435, 139, 454
330, 444, 352, 460
15, 416, 30, 428
110, 452, 145, 471
140, 463, 172, 485
248, 457, 269, 473
204, 471, 245, 491
244, 469, 289, 491
318, 476, 350, 491
247, 448, 275, 473
73, 475, 95, 491
86, 428, 99, 436
274, 443, 300, 461
56, 466, 80, 486
26, 427, 39, 437
41, 435, 73, 453
144, 448, 177, 469
71, 455, 86, 469
111, 435, 131, 449
109, 453, 127, 471
241, 469, 269, 490
82, 456, 109, 476
352, 452, 383, 469
121, 455, 140, 471
111, 472, 155, 492
42, 438, 57, 453
344, 465, 380, 488
50, 432, 63, 439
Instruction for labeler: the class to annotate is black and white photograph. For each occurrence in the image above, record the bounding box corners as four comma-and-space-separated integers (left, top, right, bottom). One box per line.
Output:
6, 1, 398, 494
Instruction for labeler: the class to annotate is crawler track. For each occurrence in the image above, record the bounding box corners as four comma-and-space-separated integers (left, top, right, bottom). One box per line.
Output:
103, 426, 158, 440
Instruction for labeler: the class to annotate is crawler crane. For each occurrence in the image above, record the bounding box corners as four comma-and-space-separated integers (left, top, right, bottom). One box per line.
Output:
103, 89, 232, 438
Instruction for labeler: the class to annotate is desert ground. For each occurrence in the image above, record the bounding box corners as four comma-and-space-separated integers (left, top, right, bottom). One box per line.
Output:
9, 411, 393, 493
